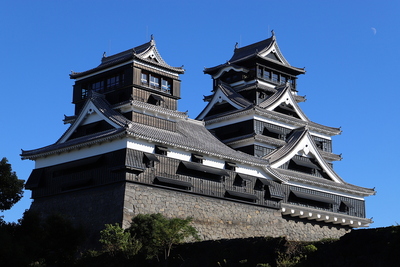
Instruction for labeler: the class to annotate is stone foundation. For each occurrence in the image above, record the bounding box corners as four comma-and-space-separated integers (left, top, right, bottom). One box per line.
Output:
123, 182, 350, 241
27, 181, 350, 245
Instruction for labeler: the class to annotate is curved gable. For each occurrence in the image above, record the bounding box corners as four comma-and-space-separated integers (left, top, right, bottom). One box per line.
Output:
265, 128, 344, 184
260, 84, 309, 121
257, 36, 291, 66
196, 83, 252, 120
58, 93, 128, 144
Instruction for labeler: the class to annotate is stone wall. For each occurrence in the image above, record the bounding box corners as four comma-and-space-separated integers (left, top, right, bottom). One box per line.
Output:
28, 180, 350, 246
123, 182, 350, 242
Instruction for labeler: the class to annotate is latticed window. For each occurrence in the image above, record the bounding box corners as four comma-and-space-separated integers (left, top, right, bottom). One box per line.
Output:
150, 75, 159, 88
263, 70, 271, 80
141, 73, 148, 84
272, 73, 279, 83
90, 81, 104, 92
161, 78, 170, 93
107, 75, 122, 89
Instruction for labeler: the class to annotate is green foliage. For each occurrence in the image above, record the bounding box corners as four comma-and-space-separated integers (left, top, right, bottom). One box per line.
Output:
99, 223, 142, 258
0, 157, 24, 211
275, 240, 318, 267
128, 213, 200, 260
303, 244, 317, 254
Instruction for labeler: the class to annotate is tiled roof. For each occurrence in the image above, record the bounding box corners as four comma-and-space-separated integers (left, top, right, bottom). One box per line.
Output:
70, 39, 184, 79
53, 91, 130, 145
21, 127, 126, 159
262, 127, 372, 193
21, 93, 270, 167
276, 168, 375, 196
91, 93, 131, 127
203, 105, 341, 136
263, 127, 308, 164
218, 82, 252, 108
258, 83, 309, 121
125, 116, 269, 166
204, 36, 304, 75
229, 37, 274, 62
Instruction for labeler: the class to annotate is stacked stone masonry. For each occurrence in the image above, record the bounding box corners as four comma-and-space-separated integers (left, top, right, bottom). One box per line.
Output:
123, 183, 350, 241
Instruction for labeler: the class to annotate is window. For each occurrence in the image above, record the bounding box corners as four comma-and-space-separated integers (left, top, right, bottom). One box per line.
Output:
91, 81, 104, 92
178, 161, 228, 182
225, 190, 258, 203
148, 94, 164, 106
339, 201, 353, 214
143, 153, 159, 168
280, 76, 286, 84
141, 73, 148, 85
272, 73, 279, 83
155, 145, 169, 156
154, 177, 193, 191
233, 175, 246, 187
191, 153, 203, 163
141, 72, 172, 95
263, 70, 271, 80
150, 75, 159, 88
225, 161, 236, 171
161, 78, 171, 93
107, 75, 121, 89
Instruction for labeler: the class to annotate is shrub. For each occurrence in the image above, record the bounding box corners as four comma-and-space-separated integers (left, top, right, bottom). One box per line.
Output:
128, 213, 200, 261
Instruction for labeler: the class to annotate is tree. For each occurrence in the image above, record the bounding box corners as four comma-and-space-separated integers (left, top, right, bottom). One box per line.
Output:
99, 223, 142, 258
128, 213, 200, 261
0, 157, 24, 211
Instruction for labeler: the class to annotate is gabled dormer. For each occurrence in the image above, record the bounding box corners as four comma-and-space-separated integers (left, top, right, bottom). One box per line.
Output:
57, 91, 129, 144
259, 83, 308, 120
264, 127, 344, 183
196, 82, 253, 120
70, 36, 184, 116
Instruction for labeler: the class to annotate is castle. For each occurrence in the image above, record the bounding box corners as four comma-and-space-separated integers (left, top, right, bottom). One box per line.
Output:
22, 34, 375, 242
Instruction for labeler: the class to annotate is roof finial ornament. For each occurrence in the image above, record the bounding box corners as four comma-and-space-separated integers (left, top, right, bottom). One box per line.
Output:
150, 34, 155, 45
103, 52, 107, 58
271, 30, 275, 37
235, 42, 238, 50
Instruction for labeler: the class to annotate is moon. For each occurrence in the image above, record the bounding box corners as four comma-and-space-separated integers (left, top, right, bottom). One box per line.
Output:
371, 27, 377, 35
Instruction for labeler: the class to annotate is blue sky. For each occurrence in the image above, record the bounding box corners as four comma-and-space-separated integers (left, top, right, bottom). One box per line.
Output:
1, 1, 398, 228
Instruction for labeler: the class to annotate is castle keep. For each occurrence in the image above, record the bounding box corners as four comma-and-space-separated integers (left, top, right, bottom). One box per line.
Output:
22, 34, 375, 242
